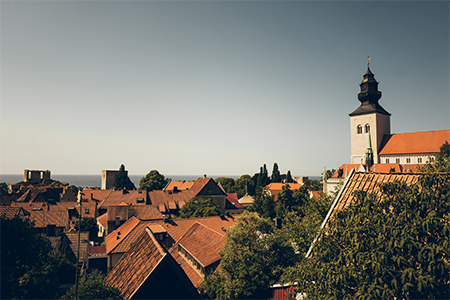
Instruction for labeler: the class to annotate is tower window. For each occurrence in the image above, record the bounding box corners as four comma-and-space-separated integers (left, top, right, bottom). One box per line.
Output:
357, 125, 362, 134
396, 158, 400, 163
386, 158, 390, 163
365, 124, 370, 133
406, 158, 411, 163
418, 158, 422, 163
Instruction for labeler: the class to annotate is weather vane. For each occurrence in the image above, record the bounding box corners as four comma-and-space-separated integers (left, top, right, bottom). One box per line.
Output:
367, 56, 370, 65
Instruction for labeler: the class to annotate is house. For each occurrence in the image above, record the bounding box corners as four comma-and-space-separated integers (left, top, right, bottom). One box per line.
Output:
238, 194, 255, 208
0, 206, 30, 219
104, 227, 201, 299
225, 193, 246, 214
104, 214, 239, 271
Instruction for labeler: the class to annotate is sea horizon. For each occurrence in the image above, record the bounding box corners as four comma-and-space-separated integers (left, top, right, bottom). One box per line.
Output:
0, 174, 321, 188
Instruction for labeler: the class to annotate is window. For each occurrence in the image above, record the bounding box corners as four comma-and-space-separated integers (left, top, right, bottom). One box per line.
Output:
84, 208, 89, 214
365, 124, 370, 133
396, 158, 400, 164
418, 158, 422, 163
386, 158, 390, 163
357, 125, 362, 134
406, 158, 411, 163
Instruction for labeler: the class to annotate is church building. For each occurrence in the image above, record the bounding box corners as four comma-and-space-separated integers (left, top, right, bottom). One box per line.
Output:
325, 61, 450, 195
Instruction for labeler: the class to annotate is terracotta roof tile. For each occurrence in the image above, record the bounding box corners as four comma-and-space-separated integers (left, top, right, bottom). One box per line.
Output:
105, 216, 141, 254
379, 129, 450, 155
169, 245, 204, 288
178, 222, 225, 267
98, 190, 149, 209
105, 228, 166, 300
0, 206, 29, 219
165, 181, 194, 191
66, 232, 90, 263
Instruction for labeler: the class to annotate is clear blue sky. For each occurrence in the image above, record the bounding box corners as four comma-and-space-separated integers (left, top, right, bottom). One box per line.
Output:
1, 0, 448, 177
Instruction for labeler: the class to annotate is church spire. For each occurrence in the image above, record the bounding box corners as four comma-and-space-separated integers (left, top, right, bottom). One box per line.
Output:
349, 58, 391, 117
365, 128, 374, 170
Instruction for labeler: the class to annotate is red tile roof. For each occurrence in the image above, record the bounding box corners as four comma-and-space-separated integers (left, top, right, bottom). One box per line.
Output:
266, 182, 302, 201
369, 163, 402, 173
332, 164, 362, 178
98, 190, 149, 209
379, 129, 450, 155
105, 228, 166, 300
226, 193, 245, 209
28, 210, 68, 228
178, 222, 225, 267
169, 245, 204, 289
0, 206, 30, 219
165, 181, 194, 191
105, 216, 141, 254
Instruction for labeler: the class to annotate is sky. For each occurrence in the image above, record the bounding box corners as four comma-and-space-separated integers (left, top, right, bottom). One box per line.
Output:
1, 0, 449, 177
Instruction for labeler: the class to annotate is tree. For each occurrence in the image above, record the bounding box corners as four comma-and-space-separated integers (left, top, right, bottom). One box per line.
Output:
75, 217, 100, 243
420, 141, 450, 172
61, 270, 122, 300
321, 168, 337, 181
290, 174, 450, 299
249, 189, 276, 219
271, 163, 281, 183
308, 179, 322, 191
201, 212, 298, 299
257, 164, 270, 188
235, 174, 255, 198
179, 197, 221, 218
276, 185, 310, 219
214, 177, 236, 194
113, 164, 135, 190
285, 170, 294, 183
1, 216, 75, 299
139, 170, 169, 191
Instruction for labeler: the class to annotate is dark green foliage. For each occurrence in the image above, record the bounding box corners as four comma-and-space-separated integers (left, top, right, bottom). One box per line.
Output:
1, 216, 75, 299
201, 212, 298, 299
235, 174, 255, 198
293, 174, 450, 299
276, 184, 310, 219
420, 141, 450, 172
256, 164, 271, 188
308, 179, 322, 191
61, 270, 122, 300
214, 177, 236, 193
68, 185, 82, 196
139, 169, 169, 191
249, 188, 276, 219
271, 163, 281, 183
113, 164, 135, 190
321, 168, 337, 181
179, 197, 221, 218
75, 217, 100, 243
285, 170, 294, 183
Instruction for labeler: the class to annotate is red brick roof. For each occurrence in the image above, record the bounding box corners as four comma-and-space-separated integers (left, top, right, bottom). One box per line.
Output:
105, 228, 166, 300
379, 129, 450, 155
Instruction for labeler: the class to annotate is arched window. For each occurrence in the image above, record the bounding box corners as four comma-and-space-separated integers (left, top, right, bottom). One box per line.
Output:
357, 125, 362, 134
365, 124, 370, 133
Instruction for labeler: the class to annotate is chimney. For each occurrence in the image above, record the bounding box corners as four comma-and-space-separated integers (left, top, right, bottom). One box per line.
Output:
203, 174, 207, 179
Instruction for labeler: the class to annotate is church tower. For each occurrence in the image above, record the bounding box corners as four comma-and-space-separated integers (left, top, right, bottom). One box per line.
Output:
350, 59, 391, 164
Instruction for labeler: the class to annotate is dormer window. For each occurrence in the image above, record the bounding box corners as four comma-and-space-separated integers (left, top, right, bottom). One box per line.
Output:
365, 124, 370, 133
357, 125, 362, 134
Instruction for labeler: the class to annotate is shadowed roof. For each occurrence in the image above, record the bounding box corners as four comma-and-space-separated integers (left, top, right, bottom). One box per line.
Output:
105, 228, 166, 300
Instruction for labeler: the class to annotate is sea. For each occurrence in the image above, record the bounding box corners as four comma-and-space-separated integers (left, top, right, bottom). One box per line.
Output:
0, 174, 321, 188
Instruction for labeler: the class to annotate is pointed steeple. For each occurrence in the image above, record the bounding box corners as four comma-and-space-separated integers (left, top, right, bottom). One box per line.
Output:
365, 128, 374, 170
350, 58, 391, 116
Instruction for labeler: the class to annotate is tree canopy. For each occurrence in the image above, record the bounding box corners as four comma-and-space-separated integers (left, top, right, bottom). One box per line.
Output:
179, 197, 221, 218
420, 141, 450, 172
249, 189, 276, 219
0, 216, 75, 299
61, 270, 122, 300
235, 174, 255, 198
139, 170, 169, 191
214, 177, 236, 194
75, 217, 100, 243
201, 212, 298, 299
285, 170, 294, 183
286, 173, 450, 299
113, 164, 135, 190
271, 163, 281, 183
